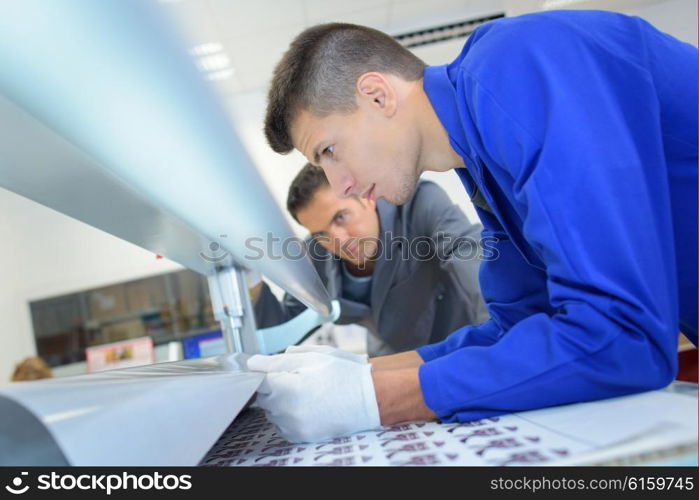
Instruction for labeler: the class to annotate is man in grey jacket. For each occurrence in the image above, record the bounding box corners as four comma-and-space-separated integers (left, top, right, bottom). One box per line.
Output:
252, 163, 488, 356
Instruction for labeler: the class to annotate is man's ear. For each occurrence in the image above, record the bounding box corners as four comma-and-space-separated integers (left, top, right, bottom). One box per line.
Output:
356, 72, 397, 117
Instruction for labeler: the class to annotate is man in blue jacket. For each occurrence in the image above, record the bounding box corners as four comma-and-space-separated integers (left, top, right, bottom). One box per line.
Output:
248, 10, 698, 443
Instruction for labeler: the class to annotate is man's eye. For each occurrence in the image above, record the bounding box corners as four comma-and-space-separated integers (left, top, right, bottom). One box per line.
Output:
323, 145, 334, 156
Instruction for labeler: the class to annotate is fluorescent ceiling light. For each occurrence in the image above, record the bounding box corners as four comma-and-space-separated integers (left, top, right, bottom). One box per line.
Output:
542, 0, 586, 8
189, 42, 234, 80
198, 53, 230, 71
206, 68, 235, 81
190, 42, 224, 56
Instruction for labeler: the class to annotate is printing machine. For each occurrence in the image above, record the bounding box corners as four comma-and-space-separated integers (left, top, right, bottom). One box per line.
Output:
0, 0, 338, 465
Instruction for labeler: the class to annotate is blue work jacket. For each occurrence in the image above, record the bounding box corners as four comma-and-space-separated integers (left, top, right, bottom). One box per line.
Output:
416, 10, 698, 422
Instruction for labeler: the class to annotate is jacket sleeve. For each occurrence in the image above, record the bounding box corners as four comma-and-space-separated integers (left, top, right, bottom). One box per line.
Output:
410, 181, 490, 326
253, 282, 308, 329
419, 19, 679, 422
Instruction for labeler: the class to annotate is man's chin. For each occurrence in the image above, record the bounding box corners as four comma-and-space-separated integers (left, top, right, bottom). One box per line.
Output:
382, 189, 413, 206
383, 175, 420, 205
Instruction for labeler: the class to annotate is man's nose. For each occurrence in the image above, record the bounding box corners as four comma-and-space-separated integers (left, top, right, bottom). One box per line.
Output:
323, 165, 355, 198
328, 226, 350, 243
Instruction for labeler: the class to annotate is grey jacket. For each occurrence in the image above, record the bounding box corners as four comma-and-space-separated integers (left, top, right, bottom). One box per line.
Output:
254, 180, 489, 356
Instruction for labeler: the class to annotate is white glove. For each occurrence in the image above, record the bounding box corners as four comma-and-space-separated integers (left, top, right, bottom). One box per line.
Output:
247, 352, 381, 443
285, 344, 368, 364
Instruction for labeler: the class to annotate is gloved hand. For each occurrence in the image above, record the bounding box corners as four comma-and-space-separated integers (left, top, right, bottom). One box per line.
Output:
247, 352, 381, 443
285, 344, 368, 364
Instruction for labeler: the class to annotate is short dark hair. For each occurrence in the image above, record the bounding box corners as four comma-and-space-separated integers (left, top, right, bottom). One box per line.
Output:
265, 23, 426, 154
287, 163, 330, 222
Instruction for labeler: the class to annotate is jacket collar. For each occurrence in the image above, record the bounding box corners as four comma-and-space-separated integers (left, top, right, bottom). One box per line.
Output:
424, 64, 473, 160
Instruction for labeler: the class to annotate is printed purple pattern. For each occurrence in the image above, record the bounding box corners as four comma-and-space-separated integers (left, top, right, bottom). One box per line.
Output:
199, 408, 581, 467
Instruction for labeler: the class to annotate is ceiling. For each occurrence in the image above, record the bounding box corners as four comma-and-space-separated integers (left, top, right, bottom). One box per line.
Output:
159, 0, 509, 96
